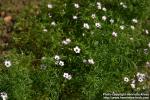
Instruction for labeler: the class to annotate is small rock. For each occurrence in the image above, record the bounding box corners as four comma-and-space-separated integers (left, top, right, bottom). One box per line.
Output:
4, 16, 12, 24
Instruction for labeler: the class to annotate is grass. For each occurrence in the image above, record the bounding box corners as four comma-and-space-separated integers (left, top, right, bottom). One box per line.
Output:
0, 0, 150, 99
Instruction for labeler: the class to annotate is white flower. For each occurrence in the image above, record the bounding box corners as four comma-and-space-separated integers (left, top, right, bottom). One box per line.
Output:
82, 33, 85, 36
91, 14, 96, 19
146, 61, 150, 67
4, 60, 11, 68
144, 49, 148, 54
136, 72, 145, 82
97, 2, 101, 6
145, 29, 149, 34
120, 2, 124, 5
66, 38, 71, 43
43, 29, 48, 32
136, 72, 145, 79
55, 61, 59, 65
97, 5, 102, 9
74, 3, 79, 8
131, 79, 136, 84
63, 73, 69, 78
102, 7, 107, 11
146, 61, 150, 65
112, 32, 117, 37
73, 15, 78, 19
148, 42, 150, 48
130, 37, 133, 41
74, 46, 81, 53
130, 83, 135, 89
97, 2, 102, 10
132, 19, 138, 23
120, 25, 125, 30
88, 59, 95, 64
63, 73, 72, 80
0, 92, 8, 100
51, 21, 56, 26
130, 25, 135, 30
41, 56, 46, 60
136, 73, 140, 77
122, 4, 127, 8
102, 16, 107, 21
96, 2, 101, 6
138, 77, 144, 82
110, 19, 114, 24
54, 55, 60, 60
95, 22, 101, 28
62, 38, 71, 45
83, 59, 87, 63
59, 61, 64, 66
67, 75, 72, 80
48, 4, 53, 9
83, 23, 90, 29
120, 2, 127, 8
124, 77, 129, 82
62, 40, 68, 45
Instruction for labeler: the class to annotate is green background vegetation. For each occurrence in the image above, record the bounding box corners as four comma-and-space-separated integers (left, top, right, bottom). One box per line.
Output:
0, 0, 150, 99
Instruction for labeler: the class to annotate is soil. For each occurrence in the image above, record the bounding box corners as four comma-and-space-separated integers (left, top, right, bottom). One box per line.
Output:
0, 0, 40, 55
0, 0, 39, 13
